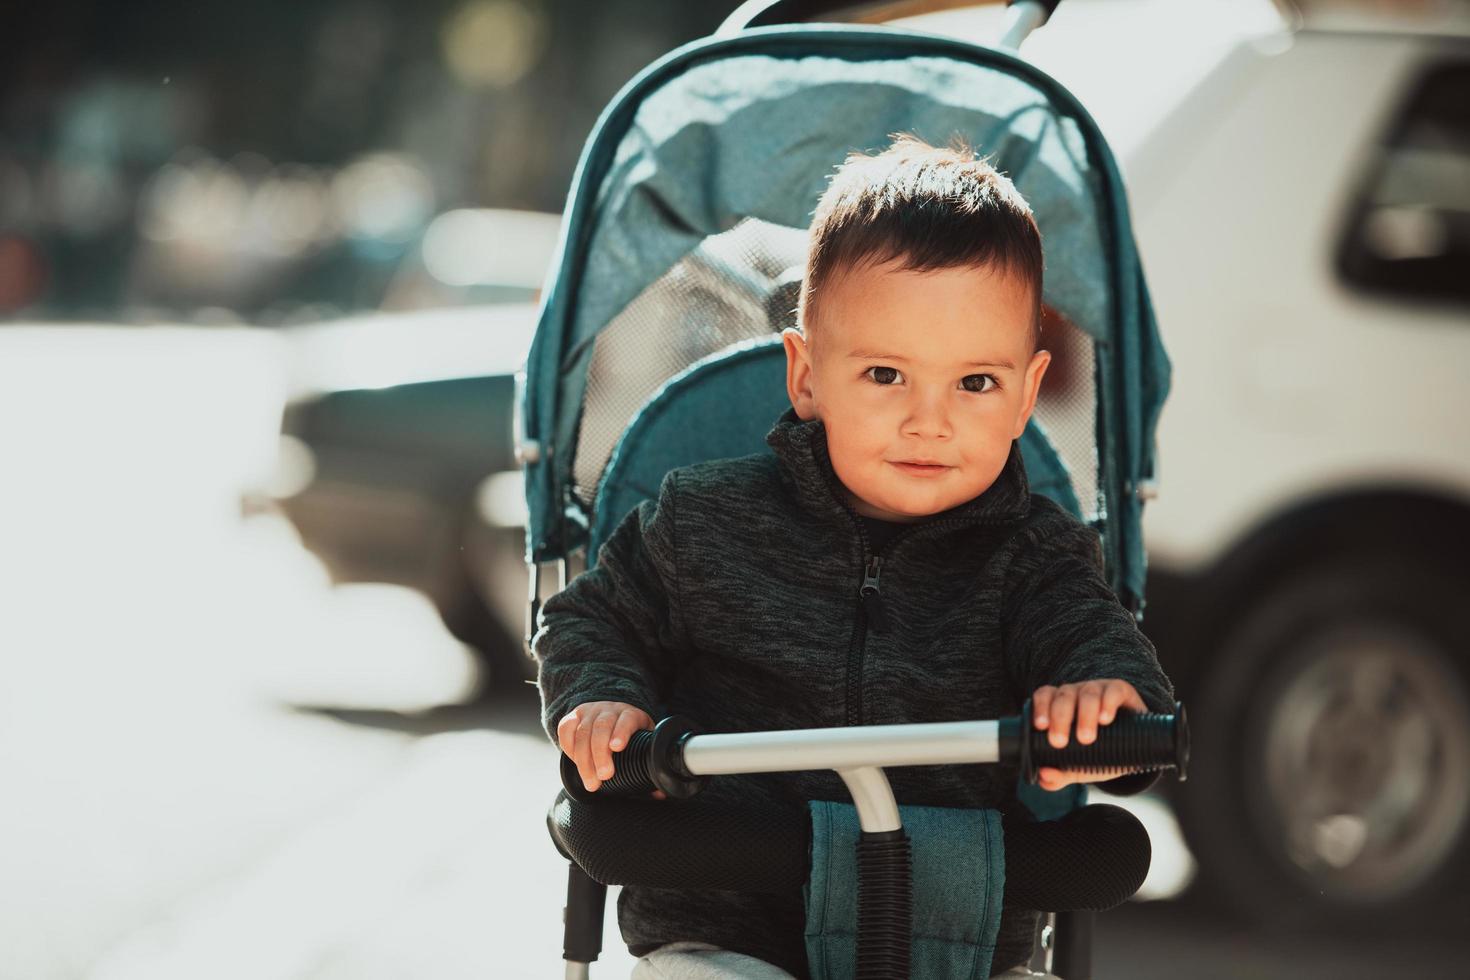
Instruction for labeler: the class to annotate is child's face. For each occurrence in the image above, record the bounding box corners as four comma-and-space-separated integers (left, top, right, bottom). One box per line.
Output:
783, 258, 1050, 523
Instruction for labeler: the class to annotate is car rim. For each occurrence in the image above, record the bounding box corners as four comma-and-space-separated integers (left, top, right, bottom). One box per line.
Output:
1259, 621, 1470, 903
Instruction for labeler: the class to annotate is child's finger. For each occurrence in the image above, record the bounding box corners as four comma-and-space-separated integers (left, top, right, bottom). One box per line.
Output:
1099, 681, 1144, 724
556, 709, 580, 758
1042, 765, 1131, 788
572, 713, 601, 791
1037, 767, 1072, 790
1074, 682, 1104, 744
1031, 686, 1057, 728
609, 709, 646, 753
590, 710, 618, 781
1048, 686, 1076, 748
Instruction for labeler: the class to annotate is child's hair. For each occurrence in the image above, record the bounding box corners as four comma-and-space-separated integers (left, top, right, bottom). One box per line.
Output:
798, 133, 1044, 351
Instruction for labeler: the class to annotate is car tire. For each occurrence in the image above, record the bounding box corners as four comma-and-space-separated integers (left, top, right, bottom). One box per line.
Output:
430, 509, 535, 696
1176, 555, 1470, 931
434, 573, 524, 691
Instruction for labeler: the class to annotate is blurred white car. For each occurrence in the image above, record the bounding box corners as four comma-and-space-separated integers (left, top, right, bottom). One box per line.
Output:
267, 0, 1470, 931
1132, 3, 1468, 930
261, 211, 556, 693
911, 0, 1470, 929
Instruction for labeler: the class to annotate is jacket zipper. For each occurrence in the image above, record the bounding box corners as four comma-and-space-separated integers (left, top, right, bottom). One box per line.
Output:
839, 512, 1011, 727
860, 556, 889, 634
820, 456, 1014, 726
842, 523, 908, 727
843, 518, 874, 727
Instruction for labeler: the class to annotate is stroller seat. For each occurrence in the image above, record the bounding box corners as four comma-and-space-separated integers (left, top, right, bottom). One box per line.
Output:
520, 2, 1173, 975
522, 19, 1166, 602
592, 334, 1085, 564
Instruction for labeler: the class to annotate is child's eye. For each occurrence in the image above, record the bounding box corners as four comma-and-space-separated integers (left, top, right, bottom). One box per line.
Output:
865, 366, 903, 385
961, 374, 999, 393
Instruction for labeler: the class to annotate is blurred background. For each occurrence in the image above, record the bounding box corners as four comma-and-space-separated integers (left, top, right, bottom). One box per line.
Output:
2, 0, 1467, 977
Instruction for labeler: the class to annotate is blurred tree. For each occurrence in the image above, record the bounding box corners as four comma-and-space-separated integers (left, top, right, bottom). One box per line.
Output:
0, 0, 729, 320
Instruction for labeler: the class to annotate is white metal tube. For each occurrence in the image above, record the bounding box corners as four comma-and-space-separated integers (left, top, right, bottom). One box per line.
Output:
998, 0, 1048, 51
717, 0, 774, 37
837, 766, 902, 832
679, 720, 1001, 776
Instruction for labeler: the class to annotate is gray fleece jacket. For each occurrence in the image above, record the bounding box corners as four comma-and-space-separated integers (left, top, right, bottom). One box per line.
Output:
533, 408, 1174, 977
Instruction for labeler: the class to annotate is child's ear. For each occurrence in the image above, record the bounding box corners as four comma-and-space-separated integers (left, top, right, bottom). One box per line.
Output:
1011, 348, 1052, 439
783, 327, 818, 419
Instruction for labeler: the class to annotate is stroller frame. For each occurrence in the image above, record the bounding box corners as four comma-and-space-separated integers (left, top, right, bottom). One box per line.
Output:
524, 1, 1177, 976
521, 0, 1166, 606
549, 703, 1188, 978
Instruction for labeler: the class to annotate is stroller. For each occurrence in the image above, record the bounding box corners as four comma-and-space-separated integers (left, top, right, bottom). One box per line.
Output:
518, 0, 1181, 976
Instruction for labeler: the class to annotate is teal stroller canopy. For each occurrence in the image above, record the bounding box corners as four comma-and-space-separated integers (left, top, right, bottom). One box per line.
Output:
521, 24, 1170, 610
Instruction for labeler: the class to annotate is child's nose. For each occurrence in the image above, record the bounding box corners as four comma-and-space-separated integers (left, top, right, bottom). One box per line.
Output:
902, 391, 952, 440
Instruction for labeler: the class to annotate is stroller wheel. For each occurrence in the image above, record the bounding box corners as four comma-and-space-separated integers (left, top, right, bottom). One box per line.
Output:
1177, 555, 1470, 931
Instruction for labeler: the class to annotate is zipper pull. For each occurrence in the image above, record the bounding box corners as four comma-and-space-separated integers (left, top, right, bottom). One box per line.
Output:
860, 555, 889, 634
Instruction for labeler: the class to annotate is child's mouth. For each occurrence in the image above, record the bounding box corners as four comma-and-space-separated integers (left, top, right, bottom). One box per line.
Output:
890, 461, 952, 477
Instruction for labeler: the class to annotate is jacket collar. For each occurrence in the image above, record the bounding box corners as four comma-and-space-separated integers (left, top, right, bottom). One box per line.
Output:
763, 407, 1032, 533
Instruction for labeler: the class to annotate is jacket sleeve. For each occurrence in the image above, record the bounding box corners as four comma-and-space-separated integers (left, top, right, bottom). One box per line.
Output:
531, 470, 687, 745
1000, 520, 1176, 795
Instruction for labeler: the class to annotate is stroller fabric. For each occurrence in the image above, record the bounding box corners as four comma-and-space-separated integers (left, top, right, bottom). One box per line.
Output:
523, 26, 1168, 610
533, 408, 1174, 974
590, 337, 1082, 563
527, 23, 1173, 977
805, 800, 1006, 980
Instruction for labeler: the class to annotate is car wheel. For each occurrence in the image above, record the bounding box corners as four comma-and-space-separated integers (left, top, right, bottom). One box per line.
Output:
430, 509, 534, 696
1177, 556, 1470, 930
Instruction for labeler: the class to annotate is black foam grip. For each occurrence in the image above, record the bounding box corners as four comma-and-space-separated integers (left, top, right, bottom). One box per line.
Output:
548, 792, 1149, 911
559, 716, 706, 803
595, 729, 659, 796
1002, 804, 1150, 911
560, 735, 659, 801
1029, 713, 1173, 773
1019, 701, 1189, 784
548, 790, 811, 894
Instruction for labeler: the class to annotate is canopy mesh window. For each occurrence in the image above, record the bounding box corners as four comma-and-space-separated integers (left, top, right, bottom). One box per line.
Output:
573, 218, 807, 508
525, 30, 1169, 604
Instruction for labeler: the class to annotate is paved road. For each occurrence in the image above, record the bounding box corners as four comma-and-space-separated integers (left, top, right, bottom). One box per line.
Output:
2, 327, 1464, 979
1096, 892, 1468, 980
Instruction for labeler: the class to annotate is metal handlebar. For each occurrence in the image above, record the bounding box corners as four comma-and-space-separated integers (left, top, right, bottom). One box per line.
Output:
561, 701, 1190, 805
552, 700, 1184, 979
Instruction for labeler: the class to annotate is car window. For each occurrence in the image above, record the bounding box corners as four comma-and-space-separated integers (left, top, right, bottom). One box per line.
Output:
1337, 58, 1470, 307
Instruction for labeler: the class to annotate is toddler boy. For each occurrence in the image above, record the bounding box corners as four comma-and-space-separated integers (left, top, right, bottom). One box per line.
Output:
534, 135, 1174, 978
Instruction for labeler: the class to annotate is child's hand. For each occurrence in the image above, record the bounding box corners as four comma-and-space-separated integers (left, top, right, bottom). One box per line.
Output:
557, 701, 665, 798
1030, 680, 1147, 790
